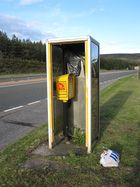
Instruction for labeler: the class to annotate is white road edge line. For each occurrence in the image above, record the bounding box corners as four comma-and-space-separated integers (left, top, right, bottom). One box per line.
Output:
4, 106, 24, 112
27, 100, 41, 105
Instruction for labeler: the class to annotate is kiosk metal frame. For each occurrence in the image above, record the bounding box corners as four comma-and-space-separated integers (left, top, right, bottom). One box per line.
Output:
46, 36, 100, 153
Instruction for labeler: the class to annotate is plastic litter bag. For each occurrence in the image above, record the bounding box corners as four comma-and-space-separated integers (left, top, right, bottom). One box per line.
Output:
100, 149, 120, 167
65, 52, 84, 76
67, 56, 81, 76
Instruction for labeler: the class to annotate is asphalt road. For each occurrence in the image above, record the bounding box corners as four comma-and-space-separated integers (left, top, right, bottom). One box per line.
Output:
0, 82, 47, 111
100, 70, 136, 81
0, 70, 137, 150
0, 70, 136, 112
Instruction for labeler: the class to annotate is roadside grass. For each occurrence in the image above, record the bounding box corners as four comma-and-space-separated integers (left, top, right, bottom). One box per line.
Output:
0, 73, 45, 78
0, 75, 140, 186
0, 124, 48, 186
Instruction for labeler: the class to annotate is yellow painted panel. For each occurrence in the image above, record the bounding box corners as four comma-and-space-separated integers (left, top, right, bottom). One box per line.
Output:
85, 40, 89, 147
48, 43, 54, 145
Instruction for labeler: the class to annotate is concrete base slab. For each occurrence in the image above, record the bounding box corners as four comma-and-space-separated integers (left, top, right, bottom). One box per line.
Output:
24, 159, 72, 171
23, 140, 86, 170
32, 140, 86, 156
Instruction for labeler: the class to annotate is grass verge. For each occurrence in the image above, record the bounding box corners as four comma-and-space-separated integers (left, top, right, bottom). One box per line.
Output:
0, 73, 45, 78
0, 75, 140, 186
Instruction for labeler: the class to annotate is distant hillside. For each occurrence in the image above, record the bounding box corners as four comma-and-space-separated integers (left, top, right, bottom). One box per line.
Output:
100, 53, 140, 70
101, 53, 140, 65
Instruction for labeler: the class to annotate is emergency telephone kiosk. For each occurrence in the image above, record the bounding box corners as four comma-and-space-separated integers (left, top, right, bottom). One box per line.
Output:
46, 36, 100, 153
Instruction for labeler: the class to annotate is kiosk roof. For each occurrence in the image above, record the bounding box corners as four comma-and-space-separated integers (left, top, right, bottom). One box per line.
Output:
47, 35, 99, 45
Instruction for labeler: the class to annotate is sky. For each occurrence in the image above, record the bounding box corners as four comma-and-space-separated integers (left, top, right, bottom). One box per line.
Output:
0, 0, 140, 54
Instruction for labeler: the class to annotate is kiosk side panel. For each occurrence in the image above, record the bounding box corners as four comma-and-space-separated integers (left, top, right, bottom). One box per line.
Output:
91, 42, 100, 142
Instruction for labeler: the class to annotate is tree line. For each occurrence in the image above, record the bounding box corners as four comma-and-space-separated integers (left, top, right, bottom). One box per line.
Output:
100, 53, 140, 70
100, 57, 132, 70
0, 31, 46, 74
0, 30, 137, 74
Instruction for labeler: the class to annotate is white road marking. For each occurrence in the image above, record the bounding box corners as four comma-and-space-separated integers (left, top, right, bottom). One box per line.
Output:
4, 106, 24, 112
27, 100, 41, 105
0, 80, 46, 88
2, 99, 47, 113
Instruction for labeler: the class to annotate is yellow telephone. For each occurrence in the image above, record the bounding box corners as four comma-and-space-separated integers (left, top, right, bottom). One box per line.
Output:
56, 74, 75, 102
